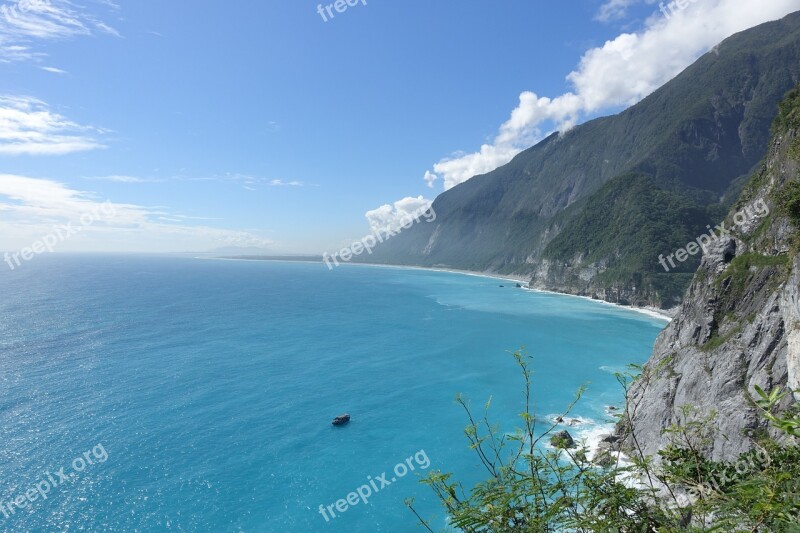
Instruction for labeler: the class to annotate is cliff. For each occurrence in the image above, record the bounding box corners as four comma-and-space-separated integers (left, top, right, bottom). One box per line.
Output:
624, 91, 800, 461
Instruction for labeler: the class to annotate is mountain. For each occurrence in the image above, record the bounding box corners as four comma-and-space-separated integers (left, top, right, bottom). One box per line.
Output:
622, 86, 800, 461
364, 11, 800, 308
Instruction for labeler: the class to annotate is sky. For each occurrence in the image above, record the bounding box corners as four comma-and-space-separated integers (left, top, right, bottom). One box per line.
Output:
1, 0, 800, 255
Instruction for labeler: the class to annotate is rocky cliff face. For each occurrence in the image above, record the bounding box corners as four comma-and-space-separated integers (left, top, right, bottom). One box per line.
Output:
624, 124, 800, 462
527, 258, 683, 309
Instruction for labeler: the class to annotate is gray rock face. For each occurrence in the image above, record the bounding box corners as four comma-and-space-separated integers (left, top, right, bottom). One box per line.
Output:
527, 259, 665, 308
597, 434, 621, 451
785, 258, 800, 399
623, 130, 800, 462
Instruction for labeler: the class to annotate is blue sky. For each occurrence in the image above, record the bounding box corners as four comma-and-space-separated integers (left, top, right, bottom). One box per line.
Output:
1, 0, 799, 254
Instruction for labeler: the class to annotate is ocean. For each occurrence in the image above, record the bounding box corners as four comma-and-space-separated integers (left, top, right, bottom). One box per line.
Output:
0, 255, 667, 531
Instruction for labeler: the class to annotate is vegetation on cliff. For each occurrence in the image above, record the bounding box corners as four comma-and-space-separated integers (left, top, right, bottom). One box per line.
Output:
542, 173, 717, 307
407, 352, 800, 531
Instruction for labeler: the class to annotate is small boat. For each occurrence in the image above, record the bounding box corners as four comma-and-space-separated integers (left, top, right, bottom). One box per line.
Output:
332, 414, 351, 426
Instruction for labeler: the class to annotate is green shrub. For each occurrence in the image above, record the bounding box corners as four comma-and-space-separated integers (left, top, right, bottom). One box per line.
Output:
772, 86, 800, 135
408, 351, 800, 532
775, 180, 800, 228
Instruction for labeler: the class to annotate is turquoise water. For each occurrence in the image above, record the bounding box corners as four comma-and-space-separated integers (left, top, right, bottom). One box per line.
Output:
0, 256, 666, 531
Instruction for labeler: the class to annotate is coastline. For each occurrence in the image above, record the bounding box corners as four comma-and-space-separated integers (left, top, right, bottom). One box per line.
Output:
412, 265, 674, 323
205, 256, 674, 322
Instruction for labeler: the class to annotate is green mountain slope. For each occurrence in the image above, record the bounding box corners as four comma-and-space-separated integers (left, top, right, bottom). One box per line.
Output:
364, 11, 800, 308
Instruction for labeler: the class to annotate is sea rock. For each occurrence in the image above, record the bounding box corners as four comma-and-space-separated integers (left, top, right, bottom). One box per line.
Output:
554, 416, 582, 427
597, 434, 621, 452
550, 430, 576, 449
593, 449, 616, 468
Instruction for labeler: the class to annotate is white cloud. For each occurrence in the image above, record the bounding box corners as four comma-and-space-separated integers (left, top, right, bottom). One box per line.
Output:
269, 179, 304, 187
86, 175, 150, 183
0, 175, 274, 252
365, 196, 433, 233
0, 173, 148, 225
425, 0, 800, 191
430, 91, 583, 189
182, 173, 305, 190
0, 95, 105, 155
1, 42, 39, 61
423, 170, 439, 189
39, 65, 65, 73
596, 0, 654, 22
0, 0, 119, 63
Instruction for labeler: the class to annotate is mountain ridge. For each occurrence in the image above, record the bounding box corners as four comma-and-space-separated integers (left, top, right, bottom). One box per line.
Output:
362, 11, 800, 309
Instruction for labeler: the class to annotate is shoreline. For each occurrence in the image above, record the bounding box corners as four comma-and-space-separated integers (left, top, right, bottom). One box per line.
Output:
400, 265, 674, 323
205, 256, 674, 322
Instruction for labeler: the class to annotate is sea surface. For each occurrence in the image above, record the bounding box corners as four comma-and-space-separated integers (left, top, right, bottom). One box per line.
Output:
0, 255, 667, 532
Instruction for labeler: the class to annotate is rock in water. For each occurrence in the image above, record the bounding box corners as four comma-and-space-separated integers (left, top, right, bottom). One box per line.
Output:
597, 434, 621, 452
593, 449, 616, 468
550, 430, 576, 449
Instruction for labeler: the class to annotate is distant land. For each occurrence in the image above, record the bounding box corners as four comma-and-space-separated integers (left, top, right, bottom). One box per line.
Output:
219, 255, 323, 262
